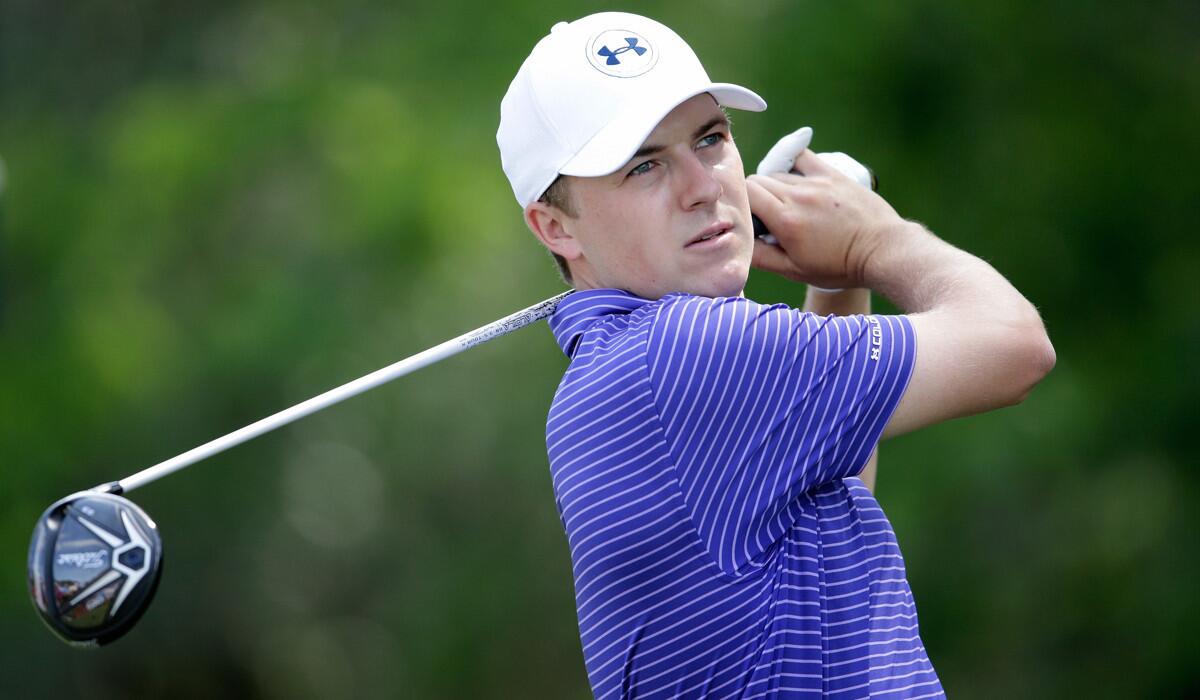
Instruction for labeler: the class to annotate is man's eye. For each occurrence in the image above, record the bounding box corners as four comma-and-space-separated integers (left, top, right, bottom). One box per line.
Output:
698, 133, 724, 148
629, 161, 655, 177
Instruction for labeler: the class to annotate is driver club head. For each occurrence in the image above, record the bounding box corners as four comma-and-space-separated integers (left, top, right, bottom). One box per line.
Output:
28, 490, 164, 647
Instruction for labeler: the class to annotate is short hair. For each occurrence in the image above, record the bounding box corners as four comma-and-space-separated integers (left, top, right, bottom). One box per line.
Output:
537, 175, 576, 284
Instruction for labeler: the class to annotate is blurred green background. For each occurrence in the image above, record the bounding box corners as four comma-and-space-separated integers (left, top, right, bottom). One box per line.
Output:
2, 0, 1197, 697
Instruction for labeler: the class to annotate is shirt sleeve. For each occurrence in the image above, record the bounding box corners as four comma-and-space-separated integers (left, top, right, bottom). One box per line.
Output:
644, 294, 916, 576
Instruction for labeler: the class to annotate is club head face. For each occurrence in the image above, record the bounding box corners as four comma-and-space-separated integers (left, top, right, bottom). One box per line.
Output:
28, 491, 164, 648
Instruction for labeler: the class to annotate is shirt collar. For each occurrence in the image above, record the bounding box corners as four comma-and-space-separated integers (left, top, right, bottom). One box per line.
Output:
549, 288, 656, 357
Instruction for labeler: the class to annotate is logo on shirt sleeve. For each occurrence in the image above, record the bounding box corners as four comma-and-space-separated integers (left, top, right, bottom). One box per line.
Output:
867, 316, 882, 361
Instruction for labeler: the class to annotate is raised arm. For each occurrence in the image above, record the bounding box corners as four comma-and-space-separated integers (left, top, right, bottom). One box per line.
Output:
747, 151, 1055, 439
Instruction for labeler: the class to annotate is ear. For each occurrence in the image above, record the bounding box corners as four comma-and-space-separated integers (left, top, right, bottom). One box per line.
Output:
524, 201, 584, 262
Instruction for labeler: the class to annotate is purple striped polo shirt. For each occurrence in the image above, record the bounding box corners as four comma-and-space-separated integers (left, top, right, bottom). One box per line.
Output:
545, 289, 943, 699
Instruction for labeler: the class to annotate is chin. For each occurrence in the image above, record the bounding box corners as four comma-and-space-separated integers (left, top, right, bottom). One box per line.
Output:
714, 257, 752, 297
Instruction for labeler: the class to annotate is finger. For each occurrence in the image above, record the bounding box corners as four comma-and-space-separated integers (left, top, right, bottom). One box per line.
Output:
746, 178, 791, 241
749, 172, 815, 206
793, 148, 838, 176
765, 171, 807, 186
751, 237, 795, 271
746, 177, 787, 223
755, 126, 813, 175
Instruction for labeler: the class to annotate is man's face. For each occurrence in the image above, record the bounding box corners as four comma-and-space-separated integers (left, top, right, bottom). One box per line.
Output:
551, 94, 754, 299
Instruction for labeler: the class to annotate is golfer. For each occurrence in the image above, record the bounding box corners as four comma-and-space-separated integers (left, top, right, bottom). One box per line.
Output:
497, 12, 1053, 699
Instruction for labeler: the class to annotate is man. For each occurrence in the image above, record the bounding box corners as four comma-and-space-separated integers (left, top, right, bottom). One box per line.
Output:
497, 12, 1054, 699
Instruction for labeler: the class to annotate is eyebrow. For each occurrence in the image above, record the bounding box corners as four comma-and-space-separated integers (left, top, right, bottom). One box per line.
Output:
629, 114, 732, 162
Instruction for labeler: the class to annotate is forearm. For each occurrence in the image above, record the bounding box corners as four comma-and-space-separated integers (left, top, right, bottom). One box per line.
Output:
864, 221, 1056, 437
859, 221, 1031, 318
802, 287, 871, 317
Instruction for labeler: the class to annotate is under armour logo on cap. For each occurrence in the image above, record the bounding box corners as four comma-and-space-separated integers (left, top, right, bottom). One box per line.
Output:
586, 28, 658, 78
597, 37, 646, 65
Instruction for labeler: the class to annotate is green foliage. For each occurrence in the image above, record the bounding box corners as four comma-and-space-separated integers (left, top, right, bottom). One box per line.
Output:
2, 0, 1196, 697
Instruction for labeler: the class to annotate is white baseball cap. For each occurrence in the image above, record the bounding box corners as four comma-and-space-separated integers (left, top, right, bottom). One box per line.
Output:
497, 12, 767, 208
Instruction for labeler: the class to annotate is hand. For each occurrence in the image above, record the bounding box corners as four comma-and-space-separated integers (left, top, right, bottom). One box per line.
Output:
747, 149, 905, 289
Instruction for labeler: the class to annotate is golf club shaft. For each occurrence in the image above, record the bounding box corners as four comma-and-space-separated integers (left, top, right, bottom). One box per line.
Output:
113, 291, 572, 494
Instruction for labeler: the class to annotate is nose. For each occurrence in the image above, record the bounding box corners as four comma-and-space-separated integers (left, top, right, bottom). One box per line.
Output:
676, 151, 722, 211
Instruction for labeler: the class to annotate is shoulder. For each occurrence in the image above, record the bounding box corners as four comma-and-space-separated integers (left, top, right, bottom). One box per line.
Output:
650, 292, 831, 328
646, 293, 815, 360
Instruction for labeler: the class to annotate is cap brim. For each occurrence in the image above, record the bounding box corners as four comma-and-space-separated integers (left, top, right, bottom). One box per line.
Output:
557, 83, 766, 178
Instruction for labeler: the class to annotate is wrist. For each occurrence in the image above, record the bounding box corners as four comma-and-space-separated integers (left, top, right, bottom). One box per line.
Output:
859, 220, 933, 290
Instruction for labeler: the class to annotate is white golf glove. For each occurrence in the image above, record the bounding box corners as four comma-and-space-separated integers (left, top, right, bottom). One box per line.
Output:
754, 127, 874, 292
755, 126, 874, 187
756, 126, 813, 176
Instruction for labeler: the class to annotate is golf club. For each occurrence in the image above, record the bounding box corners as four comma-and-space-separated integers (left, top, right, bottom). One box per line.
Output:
28, 290, 572, 647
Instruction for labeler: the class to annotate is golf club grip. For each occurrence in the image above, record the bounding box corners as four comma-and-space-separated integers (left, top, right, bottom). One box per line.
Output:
751, 214, 771, 241
113, 290, 574, 494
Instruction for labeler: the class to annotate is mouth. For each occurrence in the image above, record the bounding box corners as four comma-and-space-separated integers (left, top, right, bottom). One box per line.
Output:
685, 222, 734, 248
